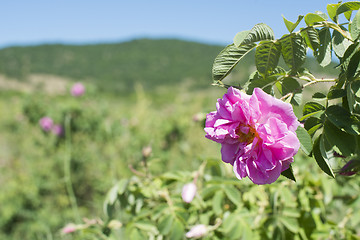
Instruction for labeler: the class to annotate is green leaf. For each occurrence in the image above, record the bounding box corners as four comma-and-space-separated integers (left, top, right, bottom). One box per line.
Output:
282, 15, 304, 33
212, 43, 257, 82
255, 40, 281, 75
347, 48, 360, 81
233, 30, 250, 46
319, 134, 335, 163
279, 217, 299, 233
325, 105, 360, 135
201, 185, 221, 200
332, 26, 352, 58
279, 77, 301, 95
281, 165, 296, 182
304, 117, 323, 136
337, 1, 360, 16
158, 214, 174, 235
327, 88, 346, 99
134, 221, 159, 235
301, 102, 325, 121
280, 34, 307, 72
351, 9, 360, 40
212, 191, 224, 215
323, 120, 357, 157
313, 92, 327, 99
315, 28, 332, 67
347, 80, 360, 113
296, 126, 313, 155
300, 27, 320, 51
313, 135, 335, 178
304, 13, 327, 26
245, 71, 278, 94
169, 218, 184, 240
223, 185, 241, 206
234, 23, 275, 47
327, 3, 341, 22
345, 11, 353, 20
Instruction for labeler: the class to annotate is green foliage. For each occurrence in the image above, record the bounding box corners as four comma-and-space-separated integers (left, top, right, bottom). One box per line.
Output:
0, 39, 224, 92
97, 155, 360, 239
211, 0, 360, 179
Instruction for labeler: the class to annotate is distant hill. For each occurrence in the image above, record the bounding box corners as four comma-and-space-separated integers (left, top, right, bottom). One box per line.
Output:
0, 39, 225, 92
0, 38, 339, 92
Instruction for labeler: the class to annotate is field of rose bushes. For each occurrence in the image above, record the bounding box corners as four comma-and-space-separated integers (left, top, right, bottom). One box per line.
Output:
0, 82, 360, 239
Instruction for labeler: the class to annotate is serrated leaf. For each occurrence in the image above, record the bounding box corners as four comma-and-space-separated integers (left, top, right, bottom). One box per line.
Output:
327, 3, 341, 22
301, 27, 320, 51
325, 105, 360, 135
255, 41, 281, 75
281, 165, 296, 182
234, 23, 275, 47
212, 43, 257, 82
337, 1, 360, 16
280, 34, 306, 72
323, 120, 357, 157
282, 15, 304, 33
315, 28, 332, 67
301, 102, 325, 121
313, 135, 335, 178
296, 126, 313, 155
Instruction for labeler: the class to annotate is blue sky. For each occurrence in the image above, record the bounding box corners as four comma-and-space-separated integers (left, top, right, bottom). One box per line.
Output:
1, 1, 331, 47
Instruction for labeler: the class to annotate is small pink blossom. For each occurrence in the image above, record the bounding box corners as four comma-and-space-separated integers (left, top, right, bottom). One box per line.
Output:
39, 116, 54, 132
52, 124, 64, 136
205, 87, 300, 184
61, 223, 77, 234
182, 182, 197, 203
71, 82, 85, 97
185, 224, 207, 238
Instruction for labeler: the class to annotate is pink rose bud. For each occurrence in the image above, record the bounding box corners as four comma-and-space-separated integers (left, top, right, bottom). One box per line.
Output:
182, 182, 197, 203
39, 116, 53, 132
52, 124, 64, 136
61, 223, 77, 234
71, 82, 85, 97
185, 224, 207, 238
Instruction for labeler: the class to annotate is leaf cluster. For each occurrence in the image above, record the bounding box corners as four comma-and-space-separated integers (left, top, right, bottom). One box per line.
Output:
212, 1, 360, 180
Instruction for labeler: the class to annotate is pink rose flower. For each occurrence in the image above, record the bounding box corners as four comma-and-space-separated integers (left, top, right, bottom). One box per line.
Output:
182, 182, 197, 203
204, 87, 300, 184
71, 82, 85, 97
185, 224, 207, 238
39, 116, 54, 132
